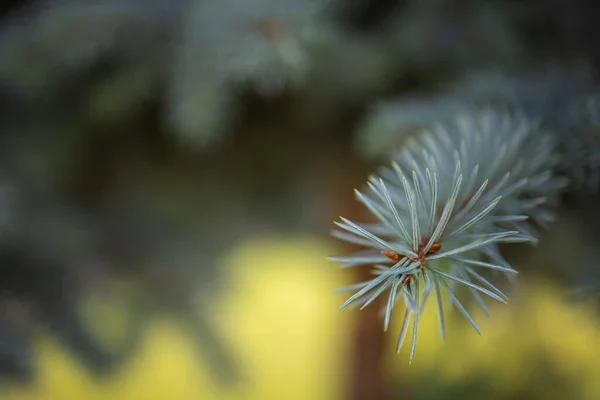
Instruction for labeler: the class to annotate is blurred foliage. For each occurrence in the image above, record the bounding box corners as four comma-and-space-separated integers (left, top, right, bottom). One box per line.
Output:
0, 0, 599, 398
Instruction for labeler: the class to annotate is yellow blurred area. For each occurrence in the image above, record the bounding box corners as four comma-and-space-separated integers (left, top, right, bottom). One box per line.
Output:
2, 236, 600, 399
389, 273, 600, 399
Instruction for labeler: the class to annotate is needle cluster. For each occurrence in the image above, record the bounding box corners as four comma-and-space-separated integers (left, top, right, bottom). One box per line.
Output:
331, 110, 564, 360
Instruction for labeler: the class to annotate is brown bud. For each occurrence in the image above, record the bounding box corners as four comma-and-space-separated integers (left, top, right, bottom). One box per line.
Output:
382, 250, 403, 262
428, 242, 443, 255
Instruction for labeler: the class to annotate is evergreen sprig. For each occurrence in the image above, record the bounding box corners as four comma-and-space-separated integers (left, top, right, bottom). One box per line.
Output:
331, 110, 564, 360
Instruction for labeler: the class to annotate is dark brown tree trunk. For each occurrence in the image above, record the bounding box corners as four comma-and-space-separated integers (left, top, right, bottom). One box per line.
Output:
322, 150, 401, 400
346, 265, 397, 400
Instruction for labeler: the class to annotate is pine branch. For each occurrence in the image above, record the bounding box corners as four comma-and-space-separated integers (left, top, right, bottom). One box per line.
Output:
332, 109, 566, 360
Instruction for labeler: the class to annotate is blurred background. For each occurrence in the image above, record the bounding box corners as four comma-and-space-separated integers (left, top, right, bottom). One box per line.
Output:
0, 0, 600, 399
